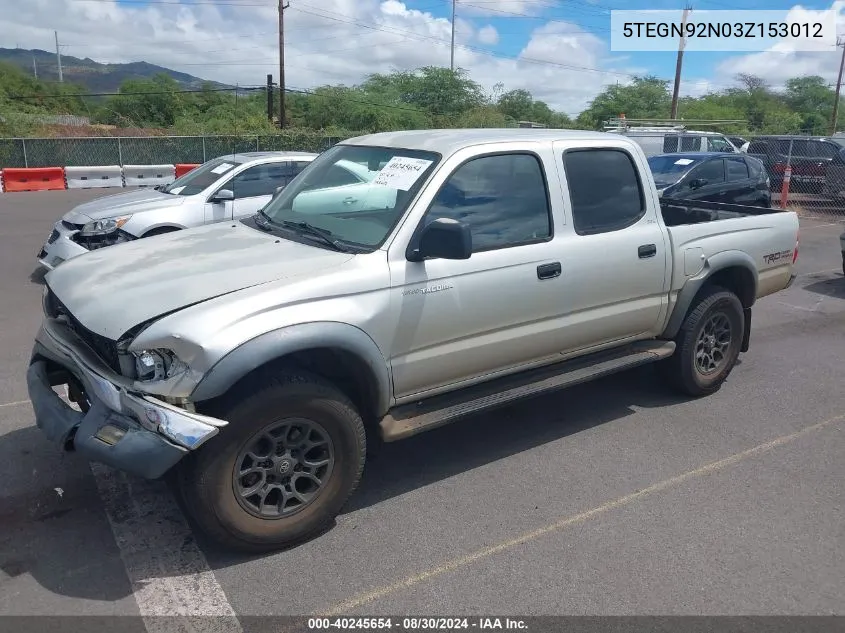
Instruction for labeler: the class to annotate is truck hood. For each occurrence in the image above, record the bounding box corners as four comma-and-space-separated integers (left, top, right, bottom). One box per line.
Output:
63, 188, 186, 223
44, 222, 355, 339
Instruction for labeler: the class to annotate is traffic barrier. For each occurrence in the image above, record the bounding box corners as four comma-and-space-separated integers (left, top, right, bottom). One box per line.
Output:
175, 163, 200, 178
779, 165, 791, 209
65, 165, 125, 189
123, 164, 176, 187
0, 167, 66, 192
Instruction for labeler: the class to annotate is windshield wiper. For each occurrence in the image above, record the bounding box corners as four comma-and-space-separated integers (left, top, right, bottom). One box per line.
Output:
279, 220, 348, 252
254, 208, 275, 231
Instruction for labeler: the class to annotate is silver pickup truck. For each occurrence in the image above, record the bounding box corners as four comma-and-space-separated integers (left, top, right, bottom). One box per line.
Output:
27, 129, 799, 552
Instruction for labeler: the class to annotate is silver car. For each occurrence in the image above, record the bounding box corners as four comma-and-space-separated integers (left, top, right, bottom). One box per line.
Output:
36, 150, 319, 270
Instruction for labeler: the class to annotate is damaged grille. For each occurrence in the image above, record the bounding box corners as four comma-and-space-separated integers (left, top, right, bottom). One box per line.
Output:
45, 288, 122, 374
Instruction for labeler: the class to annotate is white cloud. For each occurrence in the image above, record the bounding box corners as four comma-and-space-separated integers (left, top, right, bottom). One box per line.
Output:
696, 1, 845, 92
477, 25, 500, 45
0, 0, 636, 115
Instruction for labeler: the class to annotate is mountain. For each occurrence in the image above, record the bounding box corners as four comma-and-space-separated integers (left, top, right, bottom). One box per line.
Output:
0, 47, 234, 93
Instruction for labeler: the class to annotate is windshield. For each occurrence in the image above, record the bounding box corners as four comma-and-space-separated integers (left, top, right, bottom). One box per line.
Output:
647, 155, 701, 185
260, 144, 441, 250
161, 156, 244, 196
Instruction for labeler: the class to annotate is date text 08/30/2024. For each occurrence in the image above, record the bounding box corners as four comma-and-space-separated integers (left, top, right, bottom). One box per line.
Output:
308, 618, 528, 630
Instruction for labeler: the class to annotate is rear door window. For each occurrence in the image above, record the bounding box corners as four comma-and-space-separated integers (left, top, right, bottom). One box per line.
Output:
726, 157, 750, 181
563, 148, 646, 235
680, 136, 701, 151
690, 159, 725, 183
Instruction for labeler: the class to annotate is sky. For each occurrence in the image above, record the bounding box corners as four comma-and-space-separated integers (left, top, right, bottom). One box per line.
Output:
3, 0, 845, 116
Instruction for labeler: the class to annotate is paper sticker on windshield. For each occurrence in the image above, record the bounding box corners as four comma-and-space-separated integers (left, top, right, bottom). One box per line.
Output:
168, 186, 185, 195
674, 158, 694, 165
372, 157, 433, 190
211, 162, 235, 174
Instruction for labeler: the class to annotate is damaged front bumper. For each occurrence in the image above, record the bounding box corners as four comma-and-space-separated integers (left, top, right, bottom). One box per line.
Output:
27, 317, 227, 479
37, 220, 136, 271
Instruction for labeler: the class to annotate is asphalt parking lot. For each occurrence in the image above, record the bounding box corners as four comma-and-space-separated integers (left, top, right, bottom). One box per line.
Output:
0, 190, 843, 623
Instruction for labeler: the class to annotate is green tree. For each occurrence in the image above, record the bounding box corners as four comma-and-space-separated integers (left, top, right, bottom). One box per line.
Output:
495, 89, 571, 127
97, 73, 185, 127
784, 76, 835, 134
577, 76, 672, 129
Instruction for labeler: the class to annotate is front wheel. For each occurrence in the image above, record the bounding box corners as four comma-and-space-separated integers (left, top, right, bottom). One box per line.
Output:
660, 286, 744, 397
177, 371, 367, 552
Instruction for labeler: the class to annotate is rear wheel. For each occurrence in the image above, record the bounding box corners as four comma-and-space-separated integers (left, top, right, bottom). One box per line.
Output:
660, 286, 744, 397
177, 371, 366, 552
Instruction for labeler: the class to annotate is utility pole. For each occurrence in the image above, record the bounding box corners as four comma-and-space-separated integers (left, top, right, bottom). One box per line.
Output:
278, 0, 289, 129
55, 31, 63, 82
670, 5, 691, 119
450, 0, 456, 72
267, 73, 274, 122
32, 55, 37, 79
831, 37, 845, 134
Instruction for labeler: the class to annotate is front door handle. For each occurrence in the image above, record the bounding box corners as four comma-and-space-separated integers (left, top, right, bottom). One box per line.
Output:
638, 244, 657, 259
343, 197, 358, 205
537, 262, 561, 280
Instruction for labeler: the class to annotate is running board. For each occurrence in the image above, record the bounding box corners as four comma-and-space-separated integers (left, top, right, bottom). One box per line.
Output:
380, 340, 676, 442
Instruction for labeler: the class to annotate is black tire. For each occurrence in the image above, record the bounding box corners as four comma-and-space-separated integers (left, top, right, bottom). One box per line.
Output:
143, 226, 180, 238
177, 371, 366, 552
660, 285, 744, 397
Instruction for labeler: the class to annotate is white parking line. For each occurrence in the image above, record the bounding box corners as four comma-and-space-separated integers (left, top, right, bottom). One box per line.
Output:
798, 268, 841, 277
799, 222, 843, 230
0, 399, 30, 408
1, 395, 241, 629
91, 463, 243, 631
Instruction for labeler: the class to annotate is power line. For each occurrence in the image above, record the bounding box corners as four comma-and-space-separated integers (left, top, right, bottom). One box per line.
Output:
290, 5, 638, 79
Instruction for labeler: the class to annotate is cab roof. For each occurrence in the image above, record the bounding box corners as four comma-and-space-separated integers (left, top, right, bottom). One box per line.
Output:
227, 151, 319, 163
340, 128, 636, 157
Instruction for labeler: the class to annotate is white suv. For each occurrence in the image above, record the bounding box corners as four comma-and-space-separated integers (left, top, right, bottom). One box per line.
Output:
614, 130, 738, 157
37, 150, 319, 270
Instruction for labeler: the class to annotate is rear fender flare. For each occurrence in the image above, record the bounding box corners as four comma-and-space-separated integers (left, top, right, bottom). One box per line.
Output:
662, 250, 758, 340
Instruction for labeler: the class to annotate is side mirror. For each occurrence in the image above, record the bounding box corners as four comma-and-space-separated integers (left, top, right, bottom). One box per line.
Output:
689, 178, 707, 189
211, 189, 234, 203
407, 218, 472, 262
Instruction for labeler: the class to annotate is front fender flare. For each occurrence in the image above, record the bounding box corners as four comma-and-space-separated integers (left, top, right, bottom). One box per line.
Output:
190, 322, 393, 416
662, 250, 758, 340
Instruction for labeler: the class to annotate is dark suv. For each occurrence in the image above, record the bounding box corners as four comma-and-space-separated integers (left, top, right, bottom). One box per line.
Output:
648, 152, 772, 207
745, 135, 845, 195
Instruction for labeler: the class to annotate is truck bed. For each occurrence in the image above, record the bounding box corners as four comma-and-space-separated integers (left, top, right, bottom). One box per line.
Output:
660, 198, 781, 226
661, 197, 799, 302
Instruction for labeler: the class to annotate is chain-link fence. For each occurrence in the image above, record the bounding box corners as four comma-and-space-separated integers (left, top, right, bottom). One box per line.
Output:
743, 136, 845, 218
0, 133, 360, 169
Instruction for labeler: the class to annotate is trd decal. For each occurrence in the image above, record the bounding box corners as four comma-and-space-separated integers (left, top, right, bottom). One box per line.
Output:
762, 249, 792, 265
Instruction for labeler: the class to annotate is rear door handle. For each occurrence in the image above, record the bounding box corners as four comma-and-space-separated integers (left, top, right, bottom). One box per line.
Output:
638, 244, 657, 259
537, 262, 561, 280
